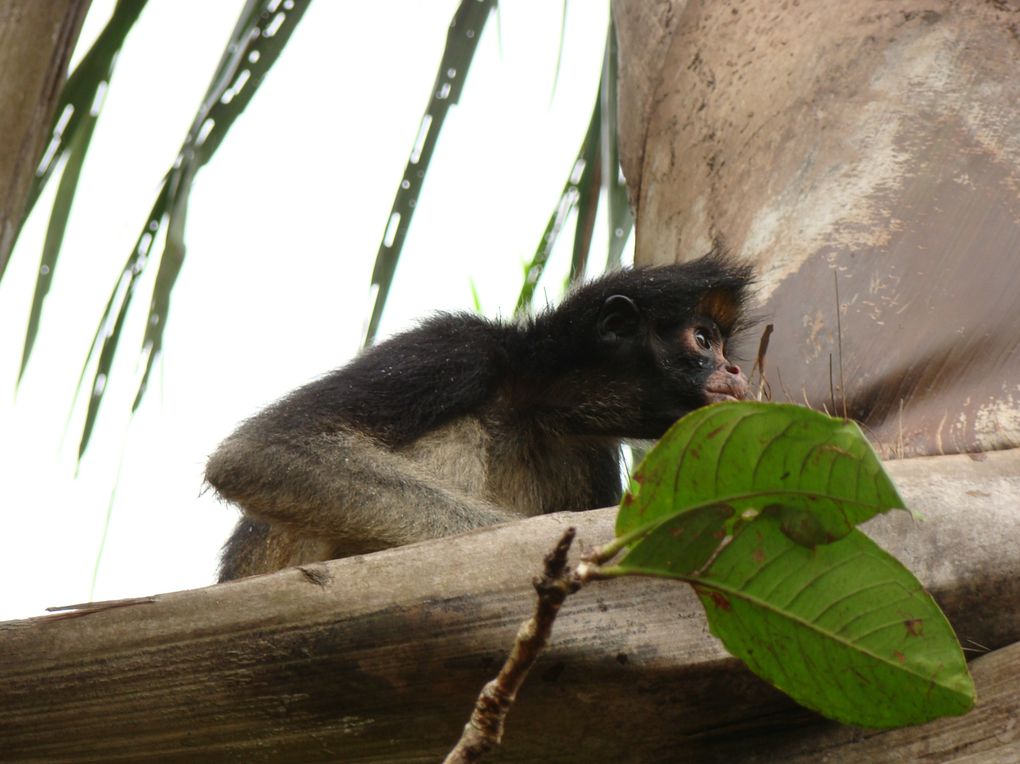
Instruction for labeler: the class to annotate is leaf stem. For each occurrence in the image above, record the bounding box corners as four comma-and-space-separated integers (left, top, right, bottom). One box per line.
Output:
586, 521, 656, 564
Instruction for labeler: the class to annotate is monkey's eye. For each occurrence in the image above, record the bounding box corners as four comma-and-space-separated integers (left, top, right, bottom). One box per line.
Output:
694, 328, 712, 350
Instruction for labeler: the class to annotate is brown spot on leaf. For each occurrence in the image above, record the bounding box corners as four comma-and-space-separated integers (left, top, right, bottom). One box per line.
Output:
753, 547, 766, 564
706, 590, 732, 611
893, 650, 906, 664
905, 619, 924, 637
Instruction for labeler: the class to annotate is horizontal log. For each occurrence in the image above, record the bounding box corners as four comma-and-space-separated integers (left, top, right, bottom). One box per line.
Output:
1, 449, 1018, 762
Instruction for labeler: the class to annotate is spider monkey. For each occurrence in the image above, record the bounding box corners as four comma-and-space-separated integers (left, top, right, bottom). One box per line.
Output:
207, 254, 752, 581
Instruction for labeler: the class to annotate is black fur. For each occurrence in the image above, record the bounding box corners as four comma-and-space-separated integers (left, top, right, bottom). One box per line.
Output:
255, 313, 505, 448
249, 253, 752, 448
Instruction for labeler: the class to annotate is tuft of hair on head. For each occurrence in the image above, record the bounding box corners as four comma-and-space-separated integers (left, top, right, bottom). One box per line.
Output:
531, 246, 756, 356
688, 248, 754, 336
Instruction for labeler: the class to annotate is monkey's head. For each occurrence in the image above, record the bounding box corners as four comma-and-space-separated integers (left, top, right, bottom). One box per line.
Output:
546, 253, 753, 439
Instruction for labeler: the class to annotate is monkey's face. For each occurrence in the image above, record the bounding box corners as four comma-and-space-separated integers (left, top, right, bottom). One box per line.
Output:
594, 285, 749, 439
635, 315, 748, 436
678, 318, 748, 403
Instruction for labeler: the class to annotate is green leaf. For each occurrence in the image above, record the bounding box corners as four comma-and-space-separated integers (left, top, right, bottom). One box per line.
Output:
75, 0, 311, 459
627, 514, 974, 727
616, 402, 906, 545
515, 60, 602, 315
549, 1, 568, 103
567, 94, 600, 286
76, 182, 169, 459
133, 166, 192, 410
516, 16, 632, 314
617, 502, 736, 576
20, 112, 98, 383
14, 0, 147, 367
609, 402, 973, 727
364, 0, 497, 345
468, 278, 483, 314
599, 16, 632, 269
182, 0, 312, 169
130, 0, 311, 409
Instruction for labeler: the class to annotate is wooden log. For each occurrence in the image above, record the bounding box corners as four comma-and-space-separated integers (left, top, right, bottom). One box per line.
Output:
1, 449, 1018, 762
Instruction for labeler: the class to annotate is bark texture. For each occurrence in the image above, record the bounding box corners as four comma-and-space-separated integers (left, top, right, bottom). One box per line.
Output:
0, 0, 90, 275
614, 0, 1020, 458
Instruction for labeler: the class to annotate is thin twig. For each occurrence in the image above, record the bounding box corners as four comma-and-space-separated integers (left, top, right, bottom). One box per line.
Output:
897, 398, 905, 459
444, 527, 581, 763
750, 323, 773, 401
828, 353, 836, 415
775, 366, 794, 404
834, 270, 847, 419
44, 595, 157, 620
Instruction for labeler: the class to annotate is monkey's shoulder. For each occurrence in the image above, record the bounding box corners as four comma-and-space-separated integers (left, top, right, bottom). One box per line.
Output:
256, 313, 510, 447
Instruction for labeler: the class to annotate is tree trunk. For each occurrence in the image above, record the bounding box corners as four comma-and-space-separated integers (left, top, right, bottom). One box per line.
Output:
0, 0, 89, 276
614, 0, 1020, 459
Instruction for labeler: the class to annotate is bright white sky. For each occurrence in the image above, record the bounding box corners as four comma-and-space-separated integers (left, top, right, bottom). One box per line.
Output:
0, 1, 627, 620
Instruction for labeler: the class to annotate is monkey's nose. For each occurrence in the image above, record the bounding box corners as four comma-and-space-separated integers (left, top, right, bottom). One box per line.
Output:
728, 366, 749, 400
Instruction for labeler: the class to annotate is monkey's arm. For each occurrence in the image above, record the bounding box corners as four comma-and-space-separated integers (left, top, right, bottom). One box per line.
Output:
206, 427, 519, 552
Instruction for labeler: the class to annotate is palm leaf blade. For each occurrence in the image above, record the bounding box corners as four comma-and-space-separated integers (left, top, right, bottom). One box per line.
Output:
364, 0, 497, 345
74, 0, 311, 458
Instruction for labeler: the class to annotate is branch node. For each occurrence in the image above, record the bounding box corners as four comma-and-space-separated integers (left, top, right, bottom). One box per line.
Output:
444, 527, 581, 763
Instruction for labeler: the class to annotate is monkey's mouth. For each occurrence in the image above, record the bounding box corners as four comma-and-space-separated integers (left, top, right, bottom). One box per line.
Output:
704, 382, 748, 403
705, 390, 740, 403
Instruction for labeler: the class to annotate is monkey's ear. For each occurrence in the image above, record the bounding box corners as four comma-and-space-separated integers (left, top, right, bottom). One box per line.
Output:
598, 294, 640, 340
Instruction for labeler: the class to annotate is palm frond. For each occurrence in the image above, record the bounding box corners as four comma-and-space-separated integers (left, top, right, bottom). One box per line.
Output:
76, 0, 311, 459
364, 0, 497, 346
600, 17, 632, 269
16, 0, 148, 378
514, 17, 632, 314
